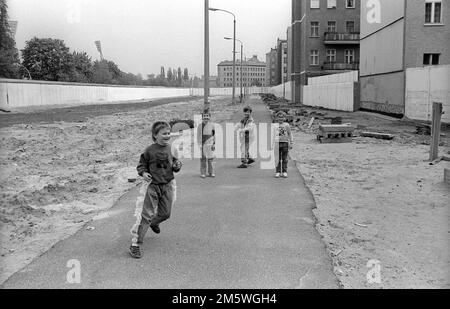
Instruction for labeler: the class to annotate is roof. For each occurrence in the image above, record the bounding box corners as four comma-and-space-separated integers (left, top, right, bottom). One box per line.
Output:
218, 55, 266, 67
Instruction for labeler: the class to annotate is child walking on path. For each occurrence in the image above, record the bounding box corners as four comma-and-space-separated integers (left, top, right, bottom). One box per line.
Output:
129, 121, 182, 259
273, 111, 293, 178
197, 113, 216, 178
235, 106, 257, 168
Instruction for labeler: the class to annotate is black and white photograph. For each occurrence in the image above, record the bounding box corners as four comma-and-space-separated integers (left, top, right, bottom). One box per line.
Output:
0, 0, 449, 292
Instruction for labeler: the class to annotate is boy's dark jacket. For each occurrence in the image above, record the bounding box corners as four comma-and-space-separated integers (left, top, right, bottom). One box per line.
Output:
137, 143, 180, 185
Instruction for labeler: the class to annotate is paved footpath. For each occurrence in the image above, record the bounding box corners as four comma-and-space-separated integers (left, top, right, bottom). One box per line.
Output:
1, 97, 339, 289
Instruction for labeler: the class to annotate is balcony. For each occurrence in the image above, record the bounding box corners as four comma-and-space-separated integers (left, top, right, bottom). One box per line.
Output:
322, 62, 359, 70
324, 32, 360, 45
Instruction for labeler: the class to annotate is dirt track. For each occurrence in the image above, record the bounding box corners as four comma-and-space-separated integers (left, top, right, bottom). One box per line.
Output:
0, 96, 198, 129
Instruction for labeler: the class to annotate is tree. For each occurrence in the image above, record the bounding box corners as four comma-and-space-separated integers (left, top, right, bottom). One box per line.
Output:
0, 0, 20, 78
183, 68, 189, 82
91, 60, 113, 84
251, 79, 262, 87
91, 59, 124, 84
167, 68, 173, 82
22, 37, 73, 81
160, 66, 165, 79
70, 51, 93, 82
177, 67, 182, 86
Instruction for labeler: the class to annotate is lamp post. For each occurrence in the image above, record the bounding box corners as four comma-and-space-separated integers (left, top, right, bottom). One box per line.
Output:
209, 7, 236, 104
204, 0, 210, 113
291, 14, 306, 104
225, 37, 243, 103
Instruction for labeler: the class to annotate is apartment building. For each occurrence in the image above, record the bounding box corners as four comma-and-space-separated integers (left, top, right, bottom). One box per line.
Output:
360, 0, 450, 115
218, 55, 266, 88
291, 0, 361, 102
265, 48, 278, 86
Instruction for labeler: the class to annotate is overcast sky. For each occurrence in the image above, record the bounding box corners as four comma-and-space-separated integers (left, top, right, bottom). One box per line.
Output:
9, 0, 291, 77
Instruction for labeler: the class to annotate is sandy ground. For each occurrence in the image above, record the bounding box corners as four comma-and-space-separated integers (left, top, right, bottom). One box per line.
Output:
0, 97, 239, 285
289, 108, 450, 289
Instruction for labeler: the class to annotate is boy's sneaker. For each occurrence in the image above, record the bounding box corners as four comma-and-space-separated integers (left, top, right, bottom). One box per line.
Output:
247, 158, 255, 165
237, 164, 248, 169
201, 175, 206, 178
209, 174, 216, 178
282, 172, 288, 178
150, 225, 160, 234
275, 173, 281, 178
129, 245, 142, 259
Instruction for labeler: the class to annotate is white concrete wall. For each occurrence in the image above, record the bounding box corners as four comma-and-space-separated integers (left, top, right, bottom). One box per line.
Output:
405, 65, 450, 123
0, 79, 271, 110
308, 71, 358, 85
303, 82, 356, 112
300, 72, 359, 112
268, 81, 293, 101
0, 79, 193, 109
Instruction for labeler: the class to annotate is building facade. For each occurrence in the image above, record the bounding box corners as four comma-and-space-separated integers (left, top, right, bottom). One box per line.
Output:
292, 0, 361, 102
360, 0, 450, 115
277, 39, 288, 84
218, 55, 266, 88
265, 48, 278, 86
287, 27, 293, 82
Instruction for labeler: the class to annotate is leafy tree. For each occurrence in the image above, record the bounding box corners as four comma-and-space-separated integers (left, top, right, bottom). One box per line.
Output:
0, 0, 20, 78
251, 79, 262, 87
183, 68, 189, 82
167, 68, 173, 82
70, 51, 93, 82
91, 60, 113, 84
177, 67, 182, 86
160, 66, 165, 79
21, 37, 73, 81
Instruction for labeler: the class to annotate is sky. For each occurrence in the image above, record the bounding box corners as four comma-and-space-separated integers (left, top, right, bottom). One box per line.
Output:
8, 0, 291, 78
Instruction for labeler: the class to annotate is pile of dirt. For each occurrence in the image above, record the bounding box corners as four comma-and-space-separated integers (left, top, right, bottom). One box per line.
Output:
0, 97, 239, 284
290, 109, 450, 289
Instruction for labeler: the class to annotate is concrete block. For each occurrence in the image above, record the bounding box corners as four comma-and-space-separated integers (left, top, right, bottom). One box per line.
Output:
445, 169, 450, 184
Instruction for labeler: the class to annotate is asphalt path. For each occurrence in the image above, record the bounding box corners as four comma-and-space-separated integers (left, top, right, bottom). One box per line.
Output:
0, 96, 199, 129
1, 97, 339, 289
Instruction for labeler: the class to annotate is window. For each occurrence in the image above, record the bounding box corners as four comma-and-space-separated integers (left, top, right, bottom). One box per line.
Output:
310, 22, 320, 37
346, 21, 355, 33
310, 0, 320, 9
346, 0, 355, 8
326, 49, 337, 62
327, 21, 337, 32
345, 50, 355, 63
327, 0, 337, 9
425, 0, 442, 24
310, 50, 319, 66
424, 53, 440, 65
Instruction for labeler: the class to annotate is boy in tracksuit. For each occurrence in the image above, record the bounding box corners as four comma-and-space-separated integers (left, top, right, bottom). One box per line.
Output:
197, 113, 216, 178
129, 121, 182, 259
273, 111, 293, 178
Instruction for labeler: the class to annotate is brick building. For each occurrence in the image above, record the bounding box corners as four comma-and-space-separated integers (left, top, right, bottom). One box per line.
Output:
218, 55, 266, 88
291, 0, 361, 102
360, 0, 450, 115
265, 48, 278, 86
277, 39, 289, 84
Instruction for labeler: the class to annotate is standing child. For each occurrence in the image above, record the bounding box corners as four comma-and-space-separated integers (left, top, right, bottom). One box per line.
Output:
129, 121, 182, 259
273, 111, 293, 178
197, 112, 216, 178
235, 106, 256, 168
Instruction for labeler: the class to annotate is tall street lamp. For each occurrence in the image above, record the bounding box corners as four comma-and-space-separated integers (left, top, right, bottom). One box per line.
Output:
209, 7, 236, 104
204, 0, 210, 113
224, 37, 243, 103
291, 14, 306, 104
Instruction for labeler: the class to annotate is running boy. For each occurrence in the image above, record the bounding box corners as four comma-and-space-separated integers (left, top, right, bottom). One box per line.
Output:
129, 121, 182, 259
273, 111, 293, 178
197, 112, 216, 178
